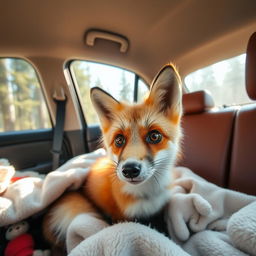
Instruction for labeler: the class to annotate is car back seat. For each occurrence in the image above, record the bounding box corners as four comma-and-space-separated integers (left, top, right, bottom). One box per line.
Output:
228, 32, 256, 195
179, 90, 237, 187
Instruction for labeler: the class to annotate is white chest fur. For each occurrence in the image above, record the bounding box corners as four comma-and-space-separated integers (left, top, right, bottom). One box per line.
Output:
122, 159, 173, 218
124, 188, 171, 218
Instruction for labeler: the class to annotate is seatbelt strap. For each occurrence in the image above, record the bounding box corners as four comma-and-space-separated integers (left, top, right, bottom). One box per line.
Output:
52, 89, 67, 170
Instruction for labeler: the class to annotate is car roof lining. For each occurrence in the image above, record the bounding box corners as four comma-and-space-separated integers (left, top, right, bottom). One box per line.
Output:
1, 0, 256, 83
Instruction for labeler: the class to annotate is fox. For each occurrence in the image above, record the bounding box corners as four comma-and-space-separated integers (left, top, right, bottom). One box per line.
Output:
43, 64, 183, 248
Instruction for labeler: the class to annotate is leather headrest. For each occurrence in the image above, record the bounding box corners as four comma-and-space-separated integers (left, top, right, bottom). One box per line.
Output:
246, 32, 256, 100
182, 90, 214, 114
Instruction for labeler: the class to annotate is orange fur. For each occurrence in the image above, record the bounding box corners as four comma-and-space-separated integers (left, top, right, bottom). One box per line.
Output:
84, 157, 130, 221
110, 128, 131, 155
43, 191, 97, 245
171, 113, 181, 125
102, 125, 110, 133
145, 96, 154, 106
115, 102, 125, 111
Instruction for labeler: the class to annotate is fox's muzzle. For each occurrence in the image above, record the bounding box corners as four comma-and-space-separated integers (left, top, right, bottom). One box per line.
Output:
122, 162, 141, 178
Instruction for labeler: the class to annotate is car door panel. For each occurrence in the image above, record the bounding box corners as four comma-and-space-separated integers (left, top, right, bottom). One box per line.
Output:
0, 129, 54, 172
86, 125, 103, 152
0, 129, 89, 173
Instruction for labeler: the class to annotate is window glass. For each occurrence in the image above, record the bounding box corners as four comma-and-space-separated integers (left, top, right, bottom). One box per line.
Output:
185, 54, 252, 106
137, 79, 149, 102
71, 61, 145, 124
0, 58, 51, 132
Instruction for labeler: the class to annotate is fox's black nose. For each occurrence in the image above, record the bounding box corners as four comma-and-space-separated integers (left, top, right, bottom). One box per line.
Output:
122, 163, 141, 178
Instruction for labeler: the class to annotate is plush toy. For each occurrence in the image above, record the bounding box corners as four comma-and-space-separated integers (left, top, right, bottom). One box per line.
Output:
4, 221, 50, 256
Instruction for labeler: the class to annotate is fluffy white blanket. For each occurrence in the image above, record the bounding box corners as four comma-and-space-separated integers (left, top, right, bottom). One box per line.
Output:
0, 149, 106, 225
1, 150, 256, 256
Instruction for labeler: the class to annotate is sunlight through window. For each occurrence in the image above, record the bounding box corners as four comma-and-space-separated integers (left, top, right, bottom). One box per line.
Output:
185, 54, 252, 107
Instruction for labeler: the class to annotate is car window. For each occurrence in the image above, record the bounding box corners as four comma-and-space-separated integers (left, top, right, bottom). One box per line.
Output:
70, 61, 149, 124
137, 79, 149, 102
185, 54, 252, 107
0, 58, 51, 132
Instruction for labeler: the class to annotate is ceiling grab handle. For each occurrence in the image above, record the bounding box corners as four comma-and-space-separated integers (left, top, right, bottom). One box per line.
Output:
85, 30, 129, 53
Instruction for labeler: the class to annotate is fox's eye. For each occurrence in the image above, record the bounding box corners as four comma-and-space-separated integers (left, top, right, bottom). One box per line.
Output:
114, 134, 126, 147
146, 130, 162, 144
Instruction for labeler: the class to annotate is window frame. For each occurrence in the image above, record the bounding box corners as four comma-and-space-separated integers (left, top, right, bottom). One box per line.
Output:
66, 60, 149, 127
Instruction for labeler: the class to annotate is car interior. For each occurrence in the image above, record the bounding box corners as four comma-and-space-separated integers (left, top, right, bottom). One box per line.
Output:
0, 0, 256, 255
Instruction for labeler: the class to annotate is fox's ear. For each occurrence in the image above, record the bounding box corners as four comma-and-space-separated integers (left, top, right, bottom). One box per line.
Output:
147, 64, 182, 121
90, 87, 120, 126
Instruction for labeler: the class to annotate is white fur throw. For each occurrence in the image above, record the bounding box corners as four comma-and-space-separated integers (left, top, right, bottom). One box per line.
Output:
68, 221, 189, 256
0, 149, 105, 225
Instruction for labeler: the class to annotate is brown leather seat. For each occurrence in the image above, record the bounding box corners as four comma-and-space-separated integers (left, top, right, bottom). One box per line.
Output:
179, 90, 237, 187
228, 32, 256, 195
